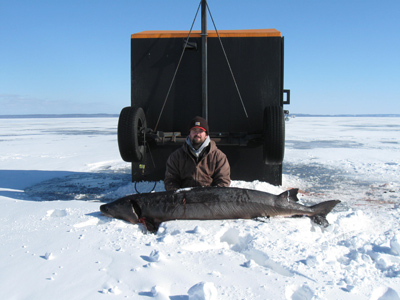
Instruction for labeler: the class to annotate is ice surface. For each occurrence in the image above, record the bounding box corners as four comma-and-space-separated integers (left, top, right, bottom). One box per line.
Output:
0, 117, 399, 299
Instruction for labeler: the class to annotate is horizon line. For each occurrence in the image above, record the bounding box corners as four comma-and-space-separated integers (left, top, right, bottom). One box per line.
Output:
0, 113, 399, 119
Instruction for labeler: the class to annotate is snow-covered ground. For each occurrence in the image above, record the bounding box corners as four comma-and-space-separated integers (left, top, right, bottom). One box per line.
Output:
0, 116, 399, 300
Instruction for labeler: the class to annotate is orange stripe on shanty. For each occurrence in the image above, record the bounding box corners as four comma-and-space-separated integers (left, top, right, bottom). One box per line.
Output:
132, 29, 281, 39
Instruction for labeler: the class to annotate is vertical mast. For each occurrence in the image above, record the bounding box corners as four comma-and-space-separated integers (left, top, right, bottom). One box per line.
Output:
201, 0, 208, 120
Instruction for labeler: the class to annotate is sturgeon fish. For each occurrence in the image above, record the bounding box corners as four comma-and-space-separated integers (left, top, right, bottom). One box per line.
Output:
100, 187, 340, 232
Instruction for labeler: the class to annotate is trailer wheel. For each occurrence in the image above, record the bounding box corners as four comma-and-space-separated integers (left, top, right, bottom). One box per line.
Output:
263, 106, 285, 165
118, 106, 147, 162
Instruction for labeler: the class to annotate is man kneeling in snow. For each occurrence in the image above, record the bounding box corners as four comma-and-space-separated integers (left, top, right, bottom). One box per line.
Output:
164, 116, 231, 191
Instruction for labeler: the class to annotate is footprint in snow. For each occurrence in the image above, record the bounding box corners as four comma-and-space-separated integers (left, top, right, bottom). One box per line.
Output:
188, 282, 218, 300
99, 286, 122, 295
285, 284, 314, 300
141, 249, 166, 263
371, 286, 400, 300
40, 252, 55, 260
46, 209, 68, 218
150, 286, 170, 300
73, 218, 100, 228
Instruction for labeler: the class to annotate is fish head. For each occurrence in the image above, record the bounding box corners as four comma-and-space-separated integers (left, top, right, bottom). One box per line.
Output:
100, 198, 139, 224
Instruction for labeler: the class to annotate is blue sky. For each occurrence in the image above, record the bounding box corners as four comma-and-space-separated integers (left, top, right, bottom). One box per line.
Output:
1, 0, 399, 115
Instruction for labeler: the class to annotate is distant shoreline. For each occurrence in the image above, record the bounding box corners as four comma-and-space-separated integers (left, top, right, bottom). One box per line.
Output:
0, 113, 399, 119
292, 114, 400, 118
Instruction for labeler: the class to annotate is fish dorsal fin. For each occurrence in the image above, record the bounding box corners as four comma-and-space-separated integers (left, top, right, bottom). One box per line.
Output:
278, 189, 299, 202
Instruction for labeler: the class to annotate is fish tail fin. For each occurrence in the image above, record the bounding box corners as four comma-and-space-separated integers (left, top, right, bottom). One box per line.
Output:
279, 188, 300, 202
309, 200, 341, 227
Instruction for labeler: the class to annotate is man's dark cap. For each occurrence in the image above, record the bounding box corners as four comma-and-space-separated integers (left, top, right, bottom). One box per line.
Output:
189, 116, 209, 134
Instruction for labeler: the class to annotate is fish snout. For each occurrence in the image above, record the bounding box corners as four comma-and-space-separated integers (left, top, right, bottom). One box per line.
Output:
100, 204, 111, 216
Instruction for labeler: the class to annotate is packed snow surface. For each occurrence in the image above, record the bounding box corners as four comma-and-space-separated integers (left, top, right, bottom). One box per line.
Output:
0, 117, 399, 299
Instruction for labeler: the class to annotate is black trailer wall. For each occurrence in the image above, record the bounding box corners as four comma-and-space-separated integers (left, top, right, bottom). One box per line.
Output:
130, 30, 285, 185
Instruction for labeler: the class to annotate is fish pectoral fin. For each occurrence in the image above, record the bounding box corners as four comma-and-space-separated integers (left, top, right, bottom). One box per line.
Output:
141, 217, 161, 234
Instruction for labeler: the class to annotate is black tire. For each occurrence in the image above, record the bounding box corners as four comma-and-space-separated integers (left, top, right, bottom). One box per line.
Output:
263, 106, 285, 165
118, 106, 147, 162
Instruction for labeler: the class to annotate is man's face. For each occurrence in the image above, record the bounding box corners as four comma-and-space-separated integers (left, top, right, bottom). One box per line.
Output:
189, 128, 207, 148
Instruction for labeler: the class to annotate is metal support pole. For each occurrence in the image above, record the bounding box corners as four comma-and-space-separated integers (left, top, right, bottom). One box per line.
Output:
201, 0, 208, 120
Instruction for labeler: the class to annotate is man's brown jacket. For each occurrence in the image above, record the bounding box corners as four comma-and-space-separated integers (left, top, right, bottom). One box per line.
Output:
164, 140, 230, 191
